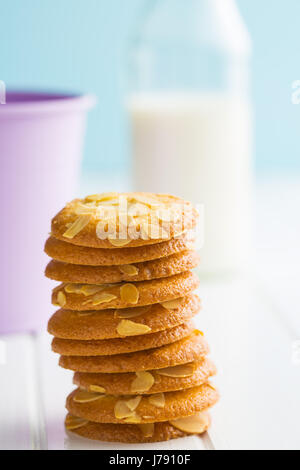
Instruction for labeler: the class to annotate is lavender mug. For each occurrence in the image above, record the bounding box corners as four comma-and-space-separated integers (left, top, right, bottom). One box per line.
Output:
0, 91, 96, 334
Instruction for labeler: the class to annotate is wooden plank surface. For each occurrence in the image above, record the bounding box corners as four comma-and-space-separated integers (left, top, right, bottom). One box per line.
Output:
0, 334, 47, 450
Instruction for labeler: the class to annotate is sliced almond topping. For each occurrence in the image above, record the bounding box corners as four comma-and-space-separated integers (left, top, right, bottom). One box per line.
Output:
156, 363, 195, 378
131, 371, 155, 393
138, 423, 155, 438
161, 298, 183, 310
74, 202, 97, 215
65, 414, 89, 430
63, 214, 92, 239
80, 284, 105, 296
73, 390, 105, 403
148, 393, 165, 408
128, 202, 150, 217
98, 199, 119, 207
92, 292, 117, 306
169, 411, 210, 434
123, 413, 142, 424
157, 210, 171, 223
57, 291, 66, 307
119, 264, 139, 276
64, 283, 84, 294
194, 329, 204, 336
114, 305, 151, 319
120, 284, 139, 304
174, 229, 187, 238
77, 311, 94, 316
131, 195, 159, 208
206, 383, 217, 391
108, 238, 131, 247
85, 192, 119, 202
89, 385, 106, 393
114, 400, 134, 420
125, 396, 142, 411
117, 320, 151, 337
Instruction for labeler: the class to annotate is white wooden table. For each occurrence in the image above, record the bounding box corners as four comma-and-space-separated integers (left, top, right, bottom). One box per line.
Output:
1, 176, 299, 450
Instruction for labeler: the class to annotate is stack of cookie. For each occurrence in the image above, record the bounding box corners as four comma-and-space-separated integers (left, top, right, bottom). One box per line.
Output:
45, 192, 218, 443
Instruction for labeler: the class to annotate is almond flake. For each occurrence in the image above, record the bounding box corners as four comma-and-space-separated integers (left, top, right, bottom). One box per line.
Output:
65, 284, 84, 294
148, 393, 165, 408
138, 423, 155, 438
161, 298, 183, 310
156, 363, 195, 378
131, 371, 155, 393
125, 396, 142, 411
194, 329, 204, 336
114, 401, 134, 420
63, 215, 92, 239
123, 413, 142, 424
85, 192, 119, 202
92, 292, 117, 306
89, 385, 106, 393
73, 390, 105, 403
139, 423, 154, 437
114, 305, 151, 319
65, 415, 89, 430
117, 320, 151, 337
131, 195, 159, 208
206, 383, 217, 391
80, 284, 105, 296
169, 411, 210, 434
120, 284, 139, 304
108, 238, 131, 247
174, 229, 187, 238
119, 265, 139, 276
74, 202, 97, 215
77, 311, 94, 316
57, 291, 66, 307
128, 202, 150, 217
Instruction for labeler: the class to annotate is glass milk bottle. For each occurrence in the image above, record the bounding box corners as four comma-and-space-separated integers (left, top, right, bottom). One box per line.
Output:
127, 0, 253, 276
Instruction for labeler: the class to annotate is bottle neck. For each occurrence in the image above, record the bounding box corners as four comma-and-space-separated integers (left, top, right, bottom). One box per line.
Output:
129, 0, 251, 95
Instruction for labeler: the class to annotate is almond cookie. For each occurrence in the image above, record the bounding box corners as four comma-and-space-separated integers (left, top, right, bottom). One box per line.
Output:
44, 233, 195, 266
74, 357, 216, 395
48, 294, 200, 340
52, 321, 195, 356
52, 271, 200, 311
65, 411, 211, 443
45, 250, 200, 284
51, 193, 198, 248
59, 331, 208, 373
66, 383, 218, 424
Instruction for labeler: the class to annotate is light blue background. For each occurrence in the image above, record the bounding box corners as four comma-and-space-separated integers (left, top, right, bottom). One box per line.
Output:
1, 0, 299, 175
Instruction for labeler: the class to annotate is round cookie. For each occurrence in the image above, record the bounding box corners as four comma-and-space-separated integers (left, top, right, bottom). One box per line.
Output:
66, 383, 219, 424
48, 294, 200, 340
45, 250, 200, 284
52, 271, 200, 311
59, 331, 208, 373
51, 192, 198, 249
65, 412, 211, 443
44, 233, 195, 266
74, 357, 217, 395
52, 321, 195, 356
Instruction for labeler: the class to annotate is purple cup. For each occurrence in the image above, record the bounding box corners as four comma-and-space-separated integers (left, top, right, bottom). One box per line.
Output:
0, 91, 96, 334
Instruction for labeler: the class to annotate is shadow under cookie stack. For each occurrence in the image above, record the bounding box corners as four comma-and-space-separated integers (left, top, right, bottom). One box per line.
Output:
45, 192, 218, 443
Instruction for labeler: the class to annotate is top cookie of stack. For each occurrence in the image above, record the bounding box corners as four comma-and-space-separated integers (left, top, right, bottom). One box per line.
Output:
45, 192, 218, 443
